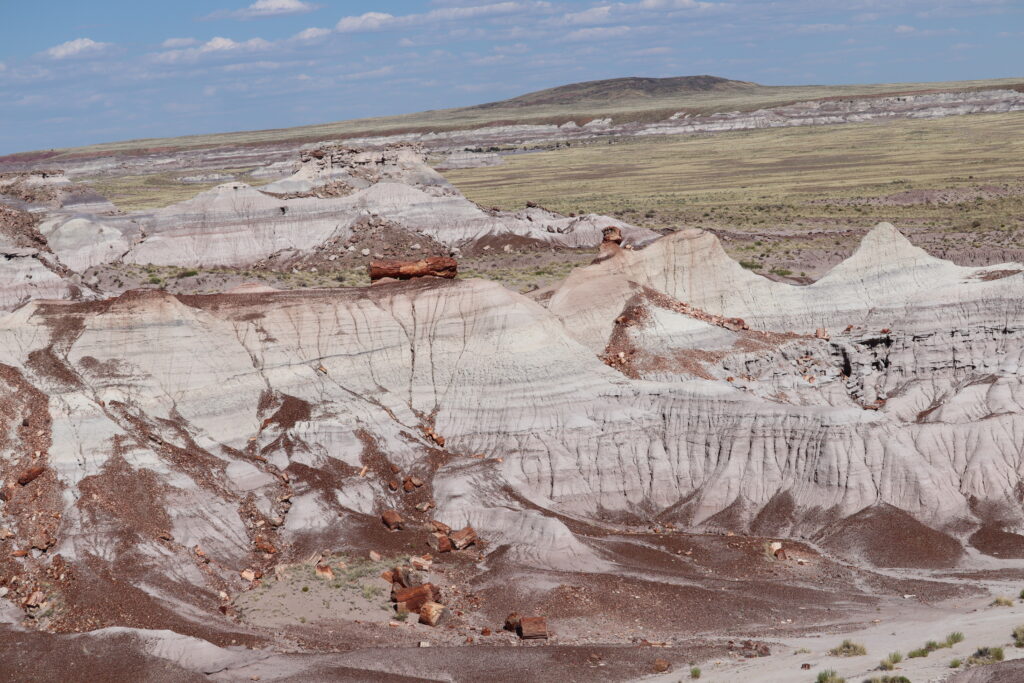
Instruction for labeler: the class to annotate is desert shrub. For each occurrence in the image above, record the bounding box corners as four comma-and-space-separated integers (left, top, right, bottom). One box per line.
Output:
907, 648, 928, 659
967, 646, 1004, 665
879, 651, 902, 670
148, 276, 162, 284
739, 260, 762, 270
949, 658, 962, 668
176, 269, 199, 278
1014, 625, 1024, 647
690, 667, 701, 679
817, 670, 845, 683
830, 639, 867, 657
992, 596, 1014, 607
771, 267, 794, 277
945, 632, 965, 646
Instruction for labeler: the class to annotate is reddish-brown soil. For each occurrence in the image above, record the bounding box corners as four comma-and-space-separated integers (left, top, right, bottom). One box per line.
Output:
814, 504, 964, 569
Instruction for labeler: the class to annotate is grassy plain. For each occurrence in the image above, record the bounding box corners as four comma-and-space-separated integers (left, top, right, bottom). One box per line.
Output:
9, 77, 1021, 161
445, 111, 1024, 277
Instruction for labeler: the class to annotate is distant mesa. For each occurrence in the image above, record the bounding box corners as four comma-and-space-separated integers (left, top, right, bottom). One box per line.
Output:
468, 75, 758, 109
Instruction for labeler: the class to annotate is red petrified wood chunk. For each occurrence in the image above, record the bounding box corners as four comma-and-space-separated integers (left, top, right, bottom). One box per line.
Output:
393, 583, 439, 612
419, 601, 448, 626
381, 510, 403, 530
450, 526, 478, 550
518, 616, 548, 639
17, 466, 45, 486
368, 257, 458, 282
428, 532, 452, 553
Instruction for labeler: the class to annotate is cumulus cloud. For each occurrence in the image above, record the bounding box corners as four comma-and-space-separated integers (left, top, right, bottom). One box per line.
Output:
210, 0, 319, 20
45, 38, 111, 60
336, 2, 552, 33
152, 36, 273, 64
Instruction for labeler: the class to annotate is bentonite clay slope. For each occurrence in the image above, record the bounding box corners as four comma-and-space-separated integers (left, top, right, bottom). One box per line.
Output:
2, 226, 1024, 670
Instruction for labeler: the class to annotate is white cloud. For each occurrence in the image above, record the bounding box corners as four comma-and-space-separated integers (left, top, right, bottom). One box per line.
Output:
336, 2, 552, 33
0, 62, 6, 72
45, 38, 111, 60
565, 25, 631, 41
336, 12, 399, 32
211, 0, 318, 20
162, 38, 199, 48
152, 36, 273, 64
292, 26, 331, 41
894, 24, 916, 33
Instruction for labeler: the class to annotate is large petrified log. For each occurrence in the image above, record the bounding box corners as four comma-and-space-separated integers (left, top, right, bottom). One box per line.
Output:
369, 256, 458, 282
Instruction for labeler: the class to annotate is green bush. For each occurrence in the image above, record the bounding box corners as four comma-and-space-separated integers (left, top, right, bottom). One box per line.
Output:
1014, 625, 1024, 647
945, 632, 965, 646
949, 658, 962, 668
690, 667, 701, 679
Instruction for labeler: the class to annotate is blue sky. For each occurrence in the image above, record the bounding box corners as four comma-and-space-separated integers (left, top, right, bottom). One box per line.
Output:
0, 0, 1021, 154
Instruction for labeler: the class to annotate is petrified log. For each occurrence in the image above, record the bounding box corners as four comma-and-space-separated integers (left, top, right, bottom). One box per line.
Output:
518, 616, 548, 639
368, 257, 457, 282
419, 601, 448, 626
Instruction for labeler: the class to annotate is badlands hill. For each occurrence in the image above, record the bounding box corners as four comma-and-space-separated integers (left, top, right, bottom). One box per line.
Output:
4, 142, 1024, 681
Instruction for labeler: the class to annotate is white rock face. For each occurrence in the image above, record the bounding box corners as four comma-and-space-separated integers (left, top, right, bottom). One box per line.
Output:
38, 216, 129, 271
0, 233, 84, 310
